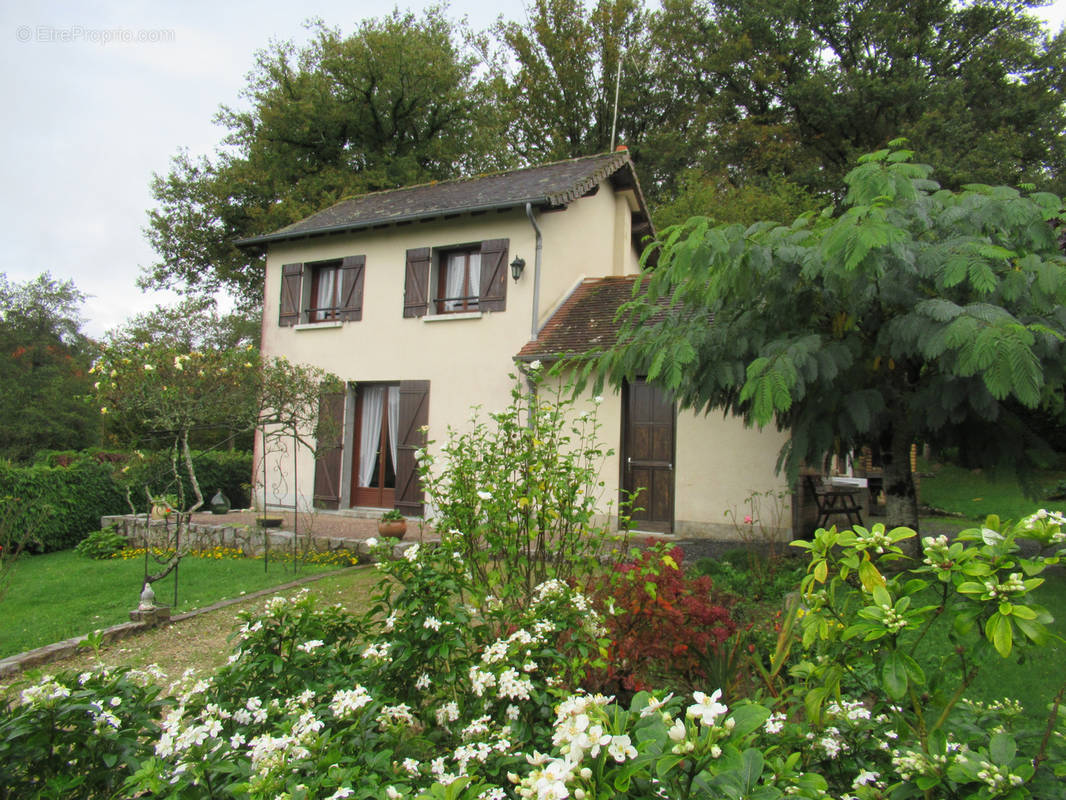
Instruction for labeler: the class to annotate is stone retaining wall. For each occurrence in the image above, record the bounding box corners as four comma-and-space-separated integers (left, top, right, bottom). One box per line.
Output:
101, 515, 354, 557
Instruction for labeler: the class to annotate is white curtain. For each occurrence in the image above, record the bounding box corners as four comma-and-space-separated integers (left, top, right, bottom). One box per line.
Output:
358, 386, 385, 486
444, 253, 466, 311
316, 267, 336, 317
443, 252, 480, 310
387, 386, 399, 476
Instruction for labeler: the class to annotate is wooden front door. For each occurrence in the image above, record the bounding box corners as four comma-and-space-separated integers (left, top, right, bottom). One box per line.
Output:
622, 380, 675, 533
350, 384, 397, 508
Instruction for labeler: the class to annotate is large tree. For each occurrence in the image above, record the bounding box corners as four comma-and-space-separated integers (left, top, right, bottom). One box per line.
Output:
592, 146, 1066, 530
657, 0, 1066, 217
142, 8, 510, 309
0, 274, 98, 461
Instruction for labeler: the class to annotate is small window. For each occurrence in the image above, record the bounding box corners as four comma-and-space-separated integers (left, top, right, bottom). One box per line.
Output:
436, 248, 481, 314
309, 261, 342, 322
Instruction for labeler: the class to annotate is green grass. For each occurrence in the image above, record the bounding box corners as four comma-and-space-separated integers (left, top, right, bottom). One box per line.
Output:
0, 550, 340, 658
918, 461, 1066, 522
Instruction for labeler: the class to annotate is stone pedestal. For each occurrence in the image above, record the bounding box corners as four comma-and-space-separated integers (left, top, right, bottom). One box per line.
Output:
129, 606, 171, 626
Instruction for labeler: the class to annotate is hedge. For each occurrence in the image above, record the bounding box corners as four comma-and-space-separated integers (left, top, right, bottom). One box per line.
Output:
0, 460, 127, 552
4, 450, 254, 552
116, 449, 253, 512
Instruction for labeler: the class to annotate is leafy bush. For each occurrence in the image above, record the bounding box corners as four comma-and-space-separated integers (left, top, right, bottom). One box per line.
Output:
3, 513, 1066, 799
0, 665, 168, 799
0, 459, 125, 552
74, 524, 127, 559
119, 449, 253, 510
590, 542, 735, 698
418, 366, 628, 610
693, 550, 807, 603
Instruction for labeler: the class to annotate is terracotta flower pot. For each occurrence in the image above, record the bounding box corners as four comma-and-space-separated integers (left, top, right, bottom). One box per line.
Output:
377, 519, 407, 539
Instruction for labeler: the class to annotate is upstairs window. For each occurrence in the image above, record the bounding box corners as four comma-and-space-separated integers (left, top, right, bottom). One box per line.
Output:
309, 261, 342, 322
403, 239, 509, 318
278, 255, 365, 327
437, 248, 481, 314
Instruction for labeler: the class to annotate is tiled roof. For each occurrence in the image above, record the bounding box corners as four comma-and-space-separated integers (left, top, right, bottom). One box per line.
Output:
236, 151, 652, 248
516, 276, 647, 362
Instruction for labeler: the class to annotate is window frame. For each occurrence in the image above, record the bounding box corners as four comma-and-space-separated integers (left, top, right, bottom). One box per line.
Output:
307, 259, 343, 323
434, 245, 482, 315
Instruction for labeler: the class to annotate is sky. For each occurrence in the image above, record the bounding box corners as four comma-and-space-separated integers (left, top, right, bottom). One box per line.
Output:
2, 0, 1064, 339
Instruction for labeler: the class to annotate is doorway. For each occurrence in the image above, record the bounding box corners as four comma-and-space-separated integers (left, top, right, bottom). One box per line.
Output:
350, 384, 399, 508
621, 379, 676, 533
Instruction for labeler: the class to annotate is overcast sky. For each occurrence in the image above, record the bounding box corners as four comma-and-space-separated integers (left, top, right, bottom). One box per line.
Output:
2, 0, 1064, 338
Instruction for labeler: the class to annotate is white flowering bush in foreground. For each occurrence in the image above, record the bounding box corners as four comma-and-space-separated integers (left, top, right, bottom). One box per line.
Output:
3, 510, 1066, 798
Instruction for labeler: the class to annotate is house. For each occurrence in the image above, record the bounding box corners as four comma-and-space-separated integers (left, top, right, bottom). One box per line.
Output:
240, 151, 791, 538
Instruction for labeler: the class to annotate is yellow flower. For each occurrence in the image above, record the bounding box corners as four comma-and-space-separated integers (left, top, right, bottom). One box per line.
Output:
100, 407, 108, 415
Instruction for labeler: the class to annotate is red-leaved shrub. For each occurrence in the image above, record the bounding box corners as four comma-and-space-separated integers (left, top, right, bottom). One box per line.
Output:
588, 542, 735, 698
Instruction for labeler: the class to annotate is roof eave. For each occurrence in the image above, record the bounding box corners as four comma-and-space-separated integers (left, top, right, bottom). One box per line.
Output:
234, 196, 557, 250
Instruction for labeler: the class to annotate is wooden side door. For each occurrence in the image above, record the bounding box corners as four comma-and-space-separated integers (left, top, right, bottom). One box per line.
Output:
621, 380, 675, 533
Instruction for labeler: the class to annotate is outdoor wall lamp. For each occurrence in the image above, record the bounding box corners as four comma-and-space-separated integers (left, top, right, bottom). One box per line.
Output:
510, 256, 526, 282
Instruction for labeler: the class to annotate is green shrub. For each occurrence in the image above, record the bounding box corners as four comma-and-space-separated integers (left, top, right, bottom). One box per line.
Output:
118, 449, 253, 510
0, 460, 126, 552
74, 525, 127, 559
0, 665, 168, 798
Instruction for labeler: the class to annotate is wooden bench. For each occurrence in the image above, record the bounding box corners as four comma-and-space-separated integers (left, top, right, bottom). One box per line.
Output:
804, 475, 865, 530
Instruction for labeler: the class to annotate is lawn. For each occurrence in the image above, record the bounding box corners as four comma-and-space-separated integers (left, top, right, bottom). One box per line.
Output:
0, 549, 347, 658
919, 460, 1066, 522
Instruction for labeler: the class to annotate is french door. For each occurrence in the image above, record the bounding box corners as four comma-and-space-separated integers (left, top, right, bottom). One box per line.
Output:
350, 384, 399, 508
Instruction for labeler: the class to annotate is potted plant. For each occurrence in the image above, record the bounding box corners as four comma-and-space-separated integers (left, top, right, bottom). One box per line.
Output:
377, 509, 407, 539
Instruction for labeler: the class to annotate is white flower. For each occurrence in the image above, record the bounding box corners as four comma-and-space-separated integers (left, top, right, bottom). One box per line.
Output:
423, 616, 442, 631
143, 363, 154, 371
764, 712, 786, 734
416, 672, 431, 690
477, 490, 493, 501
385, 787, 402, 799
296, 639, 324, 653
529, 360, 542, 370
607, 734, 637, 762
365, 537, 378, 547
404, 543, 420, 562
330, 686, 372, 719
640, 693, 674, 717
667, 718, 686, 742
593, 395, 603, 404
687, 689, 728, 727
326, 789, 354, 800
853, 770, 880, 788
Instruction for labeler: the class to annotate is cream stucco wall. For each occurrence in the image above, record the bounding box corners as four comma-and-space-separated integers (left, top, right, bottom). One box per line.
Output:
257, 183, 641, 511
539, 379, 792, 540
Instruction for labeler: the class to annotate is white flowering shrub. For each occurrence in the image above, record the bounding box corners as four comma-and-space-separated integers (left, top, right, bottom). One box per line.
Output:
3, 479, 1066, 798
0, 665, 167, 798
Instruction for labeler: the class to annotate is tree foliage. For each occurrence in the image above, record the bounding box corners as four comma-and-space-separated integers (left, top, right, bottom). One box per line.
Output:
106, 297, 259, 352
143, 1, 1066, 305
142, 8, 510, 308
0, 274, 98, 462
592, 146, 1066, 529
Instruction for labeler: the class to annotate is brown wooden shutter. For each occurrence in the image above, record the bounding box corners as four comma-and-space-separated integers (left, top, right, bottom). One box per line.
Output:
479, 239, 509, 312
338, 255, 365, 321
403, 248, 430, 318
279, 263, 303, 326
395, 380, 429, 516
312, 391, 346, 509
